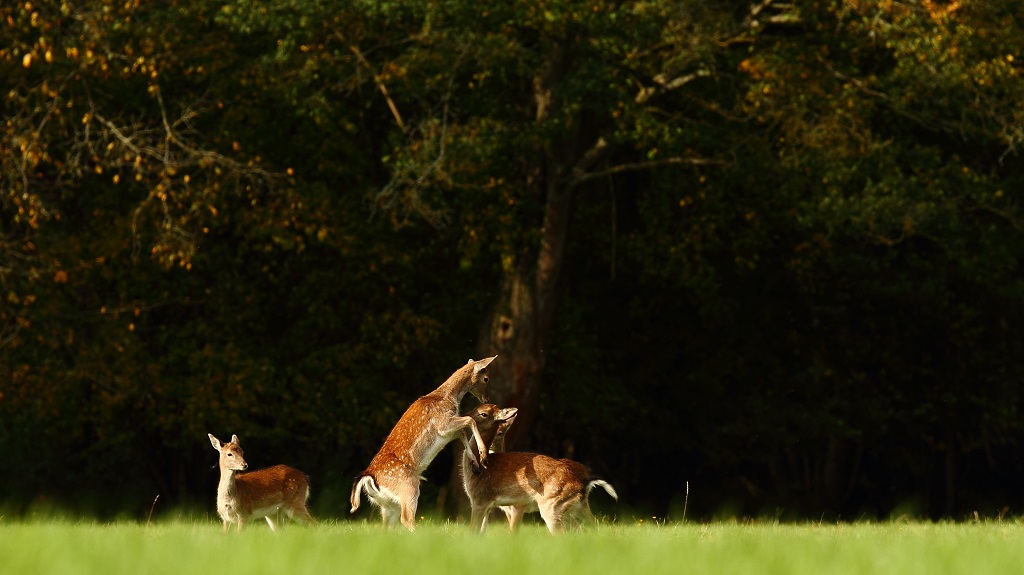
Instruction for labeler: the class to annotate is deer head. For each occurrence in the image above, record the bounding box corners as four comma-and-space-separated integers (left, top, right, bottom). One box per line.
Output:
466, 355, 497, 403
209, 434, 249, 472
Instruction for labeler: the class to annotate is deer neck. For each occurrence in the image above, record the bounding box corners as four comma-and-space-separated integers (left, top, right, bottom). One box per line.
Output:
433, 364, 475, 402
461, 442, 481, 492
217, 466, 239, 502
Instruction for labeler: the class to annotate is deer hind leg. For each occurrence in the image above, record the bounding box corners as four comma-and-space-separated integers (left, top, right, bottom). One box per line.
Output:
368, 482, 403, 528
398, 488, 420, 531
281, 495, 313, 525
538, 501, 564, 533
541, 495, 583, 534
576, 501, 597, 526
292, 504, 315, 524
560, 501, 593, 530
380, 502, 401, 527
283, 479, 315, 525
385, 471, 420, 531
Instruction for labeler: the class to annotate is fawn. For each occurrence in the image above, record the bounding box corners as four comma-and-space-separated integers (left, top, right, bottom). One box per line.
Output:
350, 356, 496, 530
208, 434, 314, 531
461, 404, 618, 533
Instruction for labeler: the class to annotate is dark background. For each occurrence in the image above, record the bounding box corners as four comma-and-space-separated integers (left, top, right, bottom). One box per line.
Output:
3, 0, 1024, 522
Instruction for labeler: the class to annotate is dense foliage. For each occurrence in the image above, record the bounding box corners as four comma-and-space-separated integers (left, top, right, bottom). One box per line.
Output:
2, 0, 1023, 520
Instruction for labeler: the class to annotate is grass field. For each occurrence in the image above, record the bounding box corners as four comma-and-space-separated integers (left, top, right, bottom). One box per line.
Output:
3, 517, 1024, 575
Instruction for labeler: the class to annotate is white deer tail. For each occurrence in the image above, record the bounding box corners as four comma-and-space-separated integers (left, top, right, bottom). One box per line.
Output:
350, 474, 380, 513
586, 479, 619, 502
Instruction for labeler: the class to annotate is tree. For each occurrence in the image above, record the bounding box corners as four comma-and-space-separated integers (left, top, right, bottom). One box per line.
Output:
302, 0, 772, 440
4, 0, 1024, 520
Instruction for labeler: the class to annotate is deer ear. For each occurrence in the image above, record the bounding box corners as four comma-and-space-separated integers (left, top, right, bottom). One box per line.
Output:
473, 355, 497, 374
209, 434, 222, 451
231, 434, 240, 445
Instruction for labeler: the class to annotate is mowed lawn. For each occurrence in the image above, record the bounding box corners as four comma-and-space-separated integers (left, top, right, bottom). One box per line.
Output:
3, 518, 1024, 575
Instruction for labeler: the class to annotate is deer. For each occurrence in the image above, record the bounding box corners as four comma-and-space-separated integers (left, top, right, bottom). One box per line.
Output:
349, 356, 496, 530
208, 434, 315, 532
461, 403, 618, 534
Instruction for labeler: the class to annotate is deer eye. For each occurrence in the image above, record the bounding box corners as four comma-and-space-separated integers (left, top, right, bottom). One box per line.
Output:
483, 376, 489, 383
481, 413, 490, 418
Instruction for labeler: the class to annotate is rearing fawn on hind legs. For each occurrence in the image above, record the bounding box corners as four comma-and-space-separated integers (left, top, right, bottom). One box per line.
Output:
350, 356, 496, 530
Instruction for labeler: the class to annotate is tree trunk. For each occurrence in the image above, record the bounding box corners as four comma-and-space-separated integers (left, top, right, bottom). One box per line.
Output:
476, 250, 553, 449
477, 34, 574, 448
445, 38, 576, 519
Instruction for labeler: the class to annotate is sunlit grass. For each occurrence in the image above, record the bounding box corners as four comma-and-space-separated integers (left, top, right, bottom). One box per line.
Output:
3, 517, 1024, 575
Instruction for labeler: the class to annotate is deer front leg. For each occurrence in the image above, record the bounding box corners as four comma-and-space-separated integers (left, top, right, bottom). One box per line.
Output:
502, 505, 525, 532
470, 503, 493, 533
442, 415, 489, 469
264, 511, 279, 531
467, 418, 489, 469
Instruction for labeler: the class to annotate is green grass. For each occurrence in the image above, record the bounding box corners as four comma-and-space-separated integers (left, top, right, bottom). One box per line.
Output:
3, 518, 1024, 575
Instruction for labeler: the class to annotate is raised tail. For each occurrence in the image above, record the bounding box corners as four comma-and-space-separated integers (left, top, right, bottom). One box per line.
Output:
586, 479, 619, 502
350, 474, 379, 513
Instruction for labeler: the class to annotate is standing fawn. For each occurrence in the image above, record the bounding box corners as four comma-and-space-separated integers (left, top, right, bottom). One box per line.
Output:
461, 404, 618, 534
350, 356, 496, 530
208, 434, 314, 532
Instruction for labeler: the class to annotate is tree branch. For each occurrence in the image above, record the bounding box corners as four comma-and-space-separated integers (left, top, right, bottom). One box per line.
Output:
569, 2, 783, 186
569, 156, 724, 188
635, 70, 712, 106
346, 42, 407, 133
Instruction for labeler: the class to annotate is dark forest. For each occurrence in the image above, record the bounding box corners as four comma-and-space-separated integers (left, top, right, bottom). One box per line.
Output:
2, 0, 1024, 522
